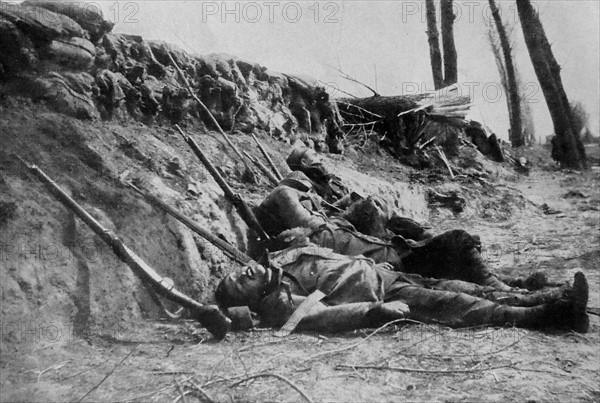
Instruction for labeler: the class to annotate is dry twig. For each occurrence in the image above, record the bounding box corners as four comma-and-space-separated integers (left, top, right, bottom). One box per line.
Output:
175, 380, 188, 403
230, 373, 314, 403
324, 62, 379, 97
335, 363, 514, 374
77, 344, 139, 402
187, 380, 216, 403
296, 319, 423, 367
435, 145, 455, 179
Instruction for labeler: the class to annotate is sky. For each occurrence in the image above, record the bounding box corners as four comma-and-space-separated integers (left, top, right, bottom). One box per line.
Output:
72, 1, 600, 142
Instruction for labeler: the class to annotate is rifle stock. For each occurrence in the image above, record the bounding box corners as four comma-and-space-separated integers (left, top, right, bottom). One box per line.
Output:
175, 125, 271, 243
15, 155, 230, 340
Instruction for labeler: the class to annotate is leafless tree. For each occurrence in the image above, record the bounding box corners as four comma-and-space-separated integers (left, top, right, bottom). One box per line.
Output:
441, 0, 458, 86
516, 0, 587, 168
425, 0, 444, 89
488, 0, 523, 147
425, 0, 458, 89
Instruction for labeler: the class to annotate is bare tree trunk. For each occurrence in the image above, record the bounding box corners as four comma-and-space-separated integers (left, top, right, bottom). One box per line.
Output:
517, 0, 586, 168
441, 0, 458, 86
489, 0, 523, 147
425, 0, 444, 90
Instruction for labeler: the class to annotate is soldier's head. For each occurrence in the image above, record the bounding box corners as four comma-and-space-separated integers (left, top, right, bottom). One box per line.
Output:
342, 196, 392, 239
286, 146, 333, 185
215, 263, 272, 310
286, 145, 321, 171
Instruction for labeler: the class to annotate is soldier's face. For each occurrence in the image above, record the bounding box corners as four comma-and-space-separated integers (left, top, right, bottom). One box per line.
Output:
301, 149, 321, 167
223, 264, 270, 306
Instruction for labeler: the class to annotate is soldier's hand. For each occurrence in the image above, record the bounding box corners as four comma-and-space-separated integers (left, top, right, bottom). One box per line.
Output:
366, 301, 410, 327
378, 301, 410, 319
374, 262, 395, 271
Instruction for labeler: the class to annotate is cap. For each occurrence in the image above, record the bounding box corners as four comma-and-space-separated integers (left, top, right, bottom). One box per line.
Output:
286, 146, 310, 170
279, 171, 313, 191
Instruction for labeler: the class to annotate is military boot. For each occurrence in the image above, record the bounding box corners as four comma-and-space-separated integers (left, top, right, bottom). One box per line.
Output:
501, 271, 550, 291
486, 285, 566, 307
488, 272, 589, 332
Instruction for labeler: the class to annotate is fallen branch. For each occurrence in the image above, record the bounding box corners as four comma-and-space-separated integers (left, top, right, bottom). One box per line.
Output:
78, 344, 139, 402
335, 363, 514, 374
175, 380, 188, 403
36, 361, 70, 383
187, 380, 216, 403
336, 101, 383, 119
324, 62, 379, 97
435, 145, 455, 179
341, 120, 381, 127
230, 373, 314, 403
117, 376, 194, 402
150, 371, 196, 376
296, 319, 423, 366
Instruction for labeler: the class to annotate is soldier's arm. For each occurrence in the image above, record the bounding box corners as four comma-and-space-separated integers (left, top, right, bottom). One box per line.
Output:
260, 292, 409, 332
276, 189, 326, 230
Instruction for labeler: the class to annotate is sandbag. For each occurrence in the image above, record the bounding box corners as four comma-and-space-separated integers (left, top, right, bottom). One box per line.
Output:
0, 4, 86, 41
23, 1, 114, 42
43, 36, 95, 68
32, 72, 99, 119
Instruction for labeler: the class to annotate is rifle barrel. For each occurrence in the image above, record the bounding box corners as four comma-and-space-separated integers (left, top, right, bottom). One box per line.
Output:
175, 126, 271, 242
129, 184, 253, 265
243, 151, 279, 186
251, 133, 284, 181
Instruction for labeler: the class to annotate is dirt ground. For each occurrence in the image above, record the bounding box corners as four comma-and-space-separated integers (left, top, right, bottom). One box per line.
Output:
1, 150, 599, 403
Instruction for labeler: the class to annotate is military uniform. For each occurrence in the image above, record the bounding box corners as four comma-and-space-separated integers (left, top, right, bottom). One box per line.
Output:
255, 178, 513, 290
257, 246, 588, 333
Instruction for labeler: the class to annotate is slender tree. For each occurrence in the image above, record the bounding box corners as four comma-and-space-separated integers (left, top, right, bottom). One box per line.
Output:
440, 0, 458, 86
516, 0, 586, 168
425, 0, 444, 89
489, 0, 523, 147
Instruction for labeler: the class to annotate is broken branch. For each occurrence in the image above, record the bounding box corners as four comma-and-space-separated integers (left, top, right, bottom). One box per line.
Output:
230, 373, 314, 403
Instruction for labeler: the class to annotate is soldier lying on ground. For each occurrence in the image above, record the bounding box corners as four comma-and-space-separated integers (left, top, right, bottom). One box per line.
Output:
286, 145, 433, 241
215, 245, 590, 334
255, 171, 533, 291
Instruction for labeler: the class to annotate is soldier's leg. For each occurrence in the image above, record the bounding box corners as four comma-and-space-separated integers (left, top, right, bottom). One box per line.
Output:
403, 273, 569, 307
401, 229, 515, 291
385, 272, 589, 332
386, 214, 433, 241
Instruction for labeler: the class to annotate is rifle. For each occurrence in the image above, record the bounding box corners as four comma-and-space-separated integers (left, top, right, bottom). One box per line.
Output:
128, 183, 253, 265
251, 133, 284, 181
175, 125, 271, 243
15, 155, 231, 340
243, 150, 279, 186
166, 51, 256, 182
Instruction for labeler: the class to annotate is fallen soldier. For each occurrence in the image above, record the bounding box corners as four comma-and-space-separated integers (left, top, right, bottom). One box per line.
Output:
286, 145, 433, 241
255, 171, 525, 291
215, 245, 590, 334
